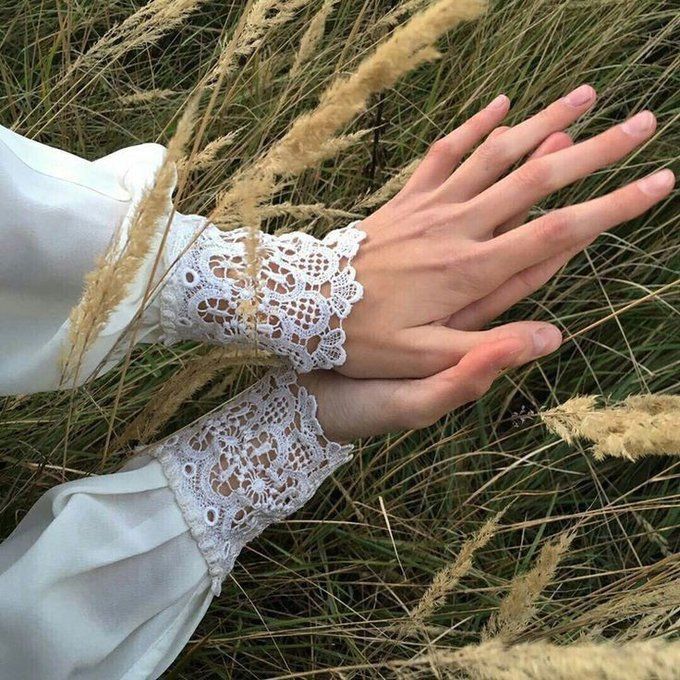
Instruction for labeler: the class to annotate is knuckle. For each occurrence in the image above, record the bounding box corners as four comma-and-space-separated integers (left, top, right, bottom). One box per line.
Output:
428, 137, 459, 160
476, 137, 510, 166
515, 159, 552, 192
535, 210, 572, 245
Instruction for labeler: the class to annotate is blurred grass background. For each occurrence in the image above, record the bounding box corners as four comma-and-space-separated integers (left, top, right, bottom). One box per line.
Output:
0, 0, 678, 677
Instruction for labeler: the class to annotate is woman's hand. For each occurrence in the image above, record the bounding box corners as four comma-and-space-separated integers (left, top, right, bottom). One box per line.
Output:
341, 85, 675, 378
300, 336, 537, 443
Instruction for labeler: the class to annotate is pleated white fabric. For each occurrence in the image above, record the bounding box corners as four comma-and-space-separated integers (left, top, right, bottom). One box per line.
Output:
0, 124, 169, 395
0, 456, 213, 680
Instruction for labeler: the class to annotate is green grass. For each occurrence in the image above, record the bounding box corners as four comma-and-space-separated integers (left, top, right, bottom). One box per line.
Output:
0, 0, 678, 677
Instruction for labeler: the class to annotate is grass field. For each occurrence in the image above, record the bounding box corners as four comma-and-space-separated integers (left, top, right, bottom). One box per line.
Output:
0, 0, 678, 677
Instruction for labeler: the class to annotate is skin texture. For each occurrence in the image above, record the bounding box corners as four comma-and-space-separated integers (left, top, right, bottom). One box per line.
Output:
300, 85, 675, 442
340, 85, 675, 379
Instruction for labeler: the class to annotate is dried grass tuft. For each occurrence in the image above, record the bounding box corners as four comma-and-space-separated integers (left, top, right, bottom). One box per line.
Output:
392, 638, 680, 679
63, 96, 199, 383
115, 347, 279, 449
290, 0, 337, 78
484, 531, 574, 642
65, 0, 206, 81
540, 395, 680, 460
207, 0, 311, 84
405, 512, 502, 633
120, 89, 180, 104
177, 130, 240, 171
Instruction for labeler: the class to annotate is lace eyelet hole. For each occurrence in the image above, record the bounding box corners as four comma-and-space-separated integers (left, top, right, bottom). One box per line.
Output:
183, 463, 195, 477
183, 269, 198, 286
205, 507, 218, 526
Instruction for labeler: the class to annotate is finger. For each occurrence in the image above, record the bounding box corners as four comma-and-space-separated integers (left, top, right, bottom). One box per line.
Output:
494, 131, 573, 236
404, 94, 510, 193
487, 125, 511, 139
480, 167, 675, 282
397, 320, 561, 378
447, 244, 582, 331
470, 110, 658, 229
401, 337, 542, 429
442, 84, 596, 200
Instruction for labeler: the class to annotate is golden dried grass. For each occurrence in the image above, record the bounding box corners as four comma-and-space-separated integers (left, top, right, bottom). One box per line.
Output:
207, 0, 312, 85
65, 0, 207, 81
391, 639, 680, 679
63, 96, 199, 383
405, 512, 503, 633
290, 0, 338, 79
540, 395, 680, 461
114, 346, 279, 449
483, 531, 574, 642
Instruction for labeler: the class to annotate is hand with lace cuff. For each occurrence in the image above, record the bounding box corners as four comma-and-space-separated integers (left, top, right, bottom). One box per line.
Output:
149, 332, 537, 594
156, 86, 673, 382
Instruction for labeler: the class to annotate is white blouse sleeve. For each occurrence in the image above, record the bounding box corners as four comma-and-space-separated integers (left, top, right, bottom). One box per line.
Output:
0, 125, 367, 396
0, 368, 352, 679
0, 124, 171, 395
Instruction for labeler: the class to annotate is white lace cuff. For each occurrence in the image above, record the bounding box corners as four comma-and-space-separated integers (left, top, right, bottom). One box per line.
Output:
147, 368, 353, 594
157, 219, 366, 372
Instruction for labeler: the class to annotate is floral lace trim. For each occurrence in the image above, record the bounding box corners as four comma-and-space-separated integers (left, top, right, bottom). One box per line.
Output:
148, 369, 353, 595
158, 220, 366, 373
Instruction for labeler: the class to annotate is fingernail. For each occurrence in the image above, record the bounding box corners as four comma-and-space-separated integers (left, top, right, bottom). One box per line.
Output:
638, 169, 675, 196
487, 94, 509, 110
533, 327, 562, 355
563, 84, 595, 107
622, 110, 655, 135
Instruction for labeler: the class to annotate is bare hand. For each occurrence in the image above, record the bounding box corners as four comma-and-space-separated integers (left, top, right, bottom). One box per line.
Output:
342, 85, 674, 378
300, 337, 529, 442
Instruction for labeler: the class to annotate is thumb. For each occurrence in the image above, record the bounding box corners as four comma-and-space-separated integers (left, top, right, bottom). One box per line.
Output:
397, 336, 534, 429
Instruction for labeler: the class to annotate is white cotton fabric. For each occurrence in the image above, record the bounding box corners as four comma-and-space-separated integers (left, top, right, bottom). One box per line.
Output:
0, 124, 169, 395
0, 128, 214, 679
0, 455, 213, 680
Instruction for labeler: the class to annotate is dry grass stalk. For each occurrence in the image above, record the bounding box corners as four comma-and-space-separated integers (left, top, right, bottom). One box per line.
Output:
120, 89, 179, 104
375, 0, 432, 30
177, 130, 239, 171
405, 513, 502, 633
631, 511, 671, 558
210, 0, 486, 228
391, 639, 680, 679
290, 0, 337, 78
540, 395, 680, 461
484, 531, 574, 642
207, 0, 311, 84
65, 0, 206, 80
354, 157, 421, 209
115, 346, 279, 449
580, 578, 680, 639
64, 96, 199, 382
259, 202, 360, 222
